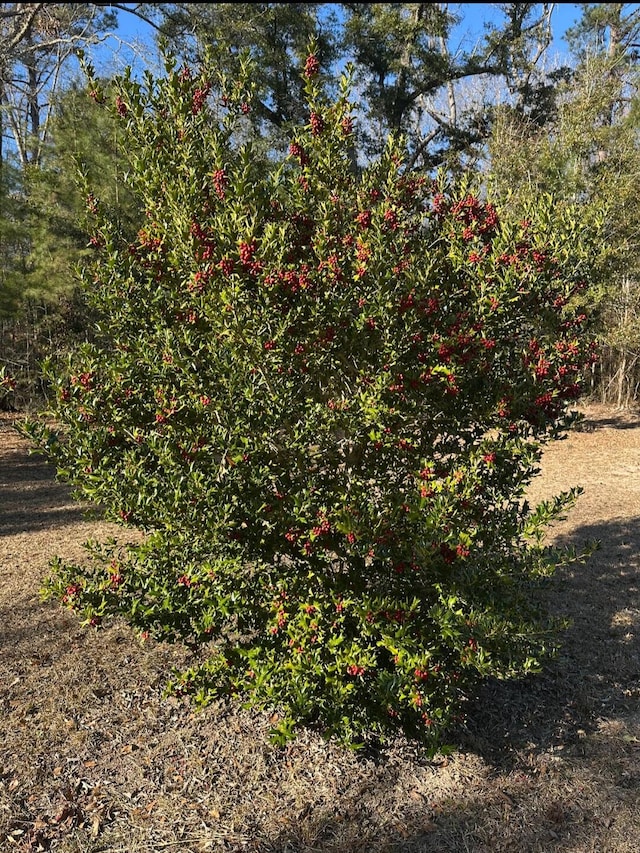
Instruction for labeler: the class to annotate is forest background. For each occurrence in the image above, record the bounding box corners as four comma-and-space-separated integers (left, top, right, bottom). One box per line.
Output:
0, 1, 639, 410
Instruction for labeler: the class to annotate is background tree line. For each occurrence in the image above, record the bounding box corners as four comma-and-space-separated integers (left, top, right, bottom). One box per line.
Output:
1, 2, 639, 408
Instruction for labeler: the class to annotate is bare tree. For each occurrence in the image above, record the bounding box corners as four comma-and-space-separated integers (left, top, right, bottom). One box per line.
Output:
0, 3, 121, 167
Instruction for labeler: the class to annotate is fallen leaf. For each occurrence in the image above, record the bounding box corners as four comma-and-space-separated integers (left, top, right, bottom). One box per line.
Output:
90, 814, 101, 838
55, 804, 75, 824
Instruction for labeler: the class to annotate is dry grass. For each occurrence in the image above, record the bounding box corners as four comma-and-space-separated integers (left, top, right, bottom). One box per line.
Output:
1, 404, 639, 853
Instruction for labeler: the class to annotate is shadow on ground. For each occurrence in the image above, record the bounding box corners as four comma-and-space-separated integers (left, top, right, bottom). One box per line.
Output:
460, 517, 640, 764
251, 516, 640, 852
0, 444, 92, 536
575, 409, 640, 431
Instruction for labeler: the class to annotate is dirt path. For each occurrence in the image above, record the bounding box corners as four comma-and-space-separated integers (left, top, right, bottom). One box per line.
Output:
1, 405, 639, 853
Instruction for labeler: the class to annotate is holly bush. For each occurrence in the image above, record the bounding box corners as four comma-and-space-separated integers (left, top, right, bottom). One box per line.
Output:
24, 48, 600, 752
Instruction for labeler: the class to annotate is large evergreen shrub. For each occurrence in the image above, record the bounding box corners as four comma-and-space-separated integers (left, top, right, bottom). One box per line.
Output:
25, 50, 599, 751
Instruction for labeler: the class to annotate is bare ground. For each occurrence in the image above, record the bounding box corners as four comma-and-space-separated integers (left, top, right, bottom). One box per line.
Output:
0, 404, 639, 853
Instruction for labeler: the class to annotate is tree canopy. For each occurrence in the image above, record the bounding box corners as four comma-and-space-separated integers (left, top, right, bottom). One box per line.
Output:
1, 2, 639, 407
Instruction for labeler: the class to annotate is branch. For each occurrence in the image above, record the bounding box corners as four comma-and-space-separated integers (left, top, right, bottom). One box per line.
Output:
439, 31, 456, 129
406, 125, 441, 171
1, 88, 28, 167
91, 2, 169, 34
2, 3, 45, 57
36, 42, 65, 163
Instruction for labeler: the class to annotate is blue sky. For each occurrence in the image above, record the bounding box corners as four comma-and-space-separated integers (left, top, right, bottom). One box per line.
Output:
97, 3, 583, 62
92, 3, 636, 75
450, 2, 582, 57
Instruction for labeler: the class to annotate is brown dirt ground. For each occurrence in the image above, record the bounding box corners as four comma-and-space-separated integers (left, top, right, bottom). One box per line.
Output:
1, 403, 639, 853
